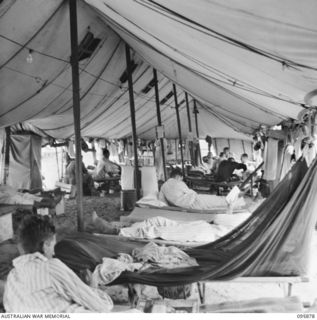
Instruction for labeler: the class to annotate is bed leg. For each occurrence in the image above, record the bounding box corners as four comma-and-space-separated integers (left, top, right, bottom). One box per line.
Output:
197, 282, 206, 304
287, 283, 293, 297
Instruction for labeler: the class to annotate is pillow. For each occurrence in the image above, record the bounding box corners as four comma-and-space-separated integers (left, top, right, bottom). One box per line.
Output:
136, 193, 167, 208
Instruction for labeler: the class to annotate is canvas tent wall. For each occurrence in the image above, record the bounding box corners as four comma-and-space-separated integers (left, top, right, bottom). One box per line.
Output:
211, 139, 253, 160
7, 133, 42, 190
1, 0, 316, 142
0, 0, 248, 141
84, 0, 317, 134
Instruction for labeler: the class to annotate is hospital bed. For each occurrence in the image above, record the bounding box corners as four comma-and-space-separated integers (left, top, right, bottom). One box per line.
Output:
92, 233, 309, 304
120, 205, 250, 224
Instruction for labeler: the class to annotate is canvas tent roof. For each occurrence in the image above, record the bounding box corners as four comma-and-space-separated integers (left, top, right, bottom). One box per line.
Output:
0, 0, 316, 140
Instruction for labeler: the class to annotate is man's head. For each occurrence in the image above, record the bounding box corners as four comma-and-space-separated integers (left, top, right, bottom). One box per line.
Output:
102, 148, 110, 159
228, 157, 235, 162
170, 167, 183, 180
241, 153, 249, 164
18, 215, 56, 259
223, 147, 230, 157
219, 152, 225, 161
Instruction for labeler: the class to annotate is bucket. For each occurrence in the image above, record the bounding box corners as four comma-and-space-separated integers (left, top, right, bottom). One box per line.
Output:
120, 189, 137, 211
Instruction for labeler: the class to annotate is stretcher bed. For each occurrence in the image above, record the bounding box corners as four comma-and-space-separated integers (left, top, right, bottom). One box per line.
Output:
199, 296, 304, 313
185, 175, 241, 194
197, 277, 310, 304
120, 203, 253, 224
94, 233, 203, 249
120, 206, 218, 224
92, 234, 310, 304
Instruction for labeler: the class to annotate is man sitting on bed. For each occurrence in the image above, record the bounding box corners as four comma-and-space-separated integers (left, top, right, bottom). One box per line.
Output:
3, 215, 113, 313
93, 148, 121, 180
216, 157, 247, 182
158, 168, 245, 210
92, 148, 121, 193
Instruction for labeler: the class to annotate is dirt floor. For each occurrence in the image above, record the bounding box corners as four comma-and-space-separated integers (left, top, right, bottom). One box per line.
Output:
1, 193, 317, 310
0, 194, 128, 280
54, 194, 128, 236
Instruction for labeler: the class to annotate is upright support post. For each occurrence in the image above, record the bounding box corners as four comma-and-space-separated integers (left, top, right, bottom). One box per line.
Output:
173, 84, 185, 176
193, 99, 201, 164
69, 0, 84, 231
185, 93, 194, 164
3, 126, 10, 185
193, 99, 200, 140
125, 44, 141, 199
185, 93, 192, 133
153, 69, 167, 181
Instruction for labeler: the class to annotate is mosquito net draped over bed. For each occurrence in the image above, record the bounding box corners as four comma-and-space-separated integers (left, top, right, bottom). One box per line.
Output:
55, 158, 317, 287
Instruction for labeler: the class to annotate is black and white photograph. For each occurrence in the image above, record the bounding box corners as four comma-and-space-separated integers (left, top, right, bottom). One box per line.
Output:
0, 0, 316, 317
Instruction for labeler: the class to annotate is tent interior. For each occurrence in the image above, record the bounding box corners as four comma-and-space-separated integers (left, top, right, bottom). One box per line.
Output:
1, 0, 317, 313
1, 0, 317, 140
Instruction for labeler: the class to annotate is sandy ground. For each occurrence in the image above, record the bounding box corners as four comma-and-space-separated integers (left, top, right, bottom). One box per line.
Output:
54, 194, 127, 236
0, 194, 127, 283
0, 193, 317, 310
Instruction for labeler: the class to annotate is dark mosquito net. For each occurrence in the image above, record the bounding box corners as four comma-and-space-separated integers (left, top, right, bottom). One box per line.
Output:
55, 158, 317, 287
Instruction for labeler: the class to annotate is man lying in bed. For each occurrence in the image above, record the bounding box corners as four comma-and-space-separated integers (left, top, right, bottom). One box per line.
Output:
158, 168, 245, 210
87, 211, 252, 243
3, 215, 113, 313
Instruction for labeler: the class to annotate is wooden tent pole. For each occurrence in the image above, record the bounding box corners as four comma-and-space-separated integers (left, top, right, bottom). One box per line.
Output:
193, 99, 202, 164
125, 44, 141, 199
153, 69, 167, 181
185, 92, 194, 164
3, 126, 10, 185
69, 0, 84, 232
185, 93, 192, 132
173, 84, 185, 176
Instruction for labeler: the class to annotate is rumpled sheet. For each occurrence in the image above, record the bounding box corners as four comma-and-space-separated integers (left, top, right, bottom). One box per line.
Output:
91, 254, 142, 287
132, 242, 199, 269
119, 216, 236, 243
90, 242, 198, 288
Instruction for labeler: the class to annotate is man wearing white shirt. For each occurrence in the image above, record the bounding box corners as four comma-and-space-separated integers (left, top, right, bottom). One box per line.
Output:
4, 215, 113, 313
159, 168, 245, 210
